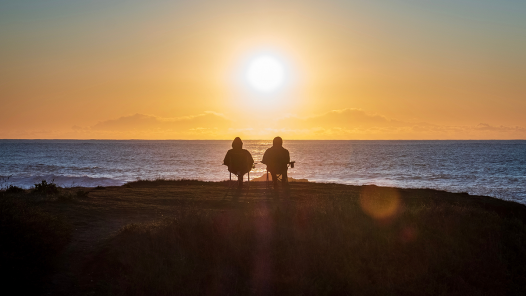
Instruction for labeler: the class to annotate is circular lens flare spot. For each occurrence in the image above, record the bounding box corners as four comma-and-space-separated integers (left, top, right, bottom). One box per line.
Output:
246, 56, 285, 92
359, 186, 401, 220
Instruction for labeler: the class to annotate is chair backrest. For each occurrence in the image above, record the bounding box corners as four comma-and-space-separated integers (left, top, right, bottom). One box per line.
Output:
227, 150, 250, 173
263, 147, 290, 174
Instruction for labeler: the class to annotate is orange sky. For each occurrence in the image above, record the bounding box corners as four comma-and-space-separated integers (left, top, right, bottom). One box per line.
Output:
1, 0, 525, 139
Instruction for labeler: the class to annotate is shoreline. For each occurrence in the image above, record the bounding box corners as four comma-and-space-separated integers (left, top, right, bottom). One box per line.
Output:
3, 175, 525, 205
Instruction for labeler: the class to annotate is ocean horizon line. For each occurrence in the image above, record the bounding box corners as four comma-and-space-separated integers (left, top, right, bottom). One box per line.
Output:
1, 139, 526, 141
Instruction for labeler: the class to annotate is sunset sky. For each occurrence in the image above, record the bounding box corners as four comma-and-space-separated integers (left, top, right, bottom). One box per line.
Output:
1, 0, 525, 139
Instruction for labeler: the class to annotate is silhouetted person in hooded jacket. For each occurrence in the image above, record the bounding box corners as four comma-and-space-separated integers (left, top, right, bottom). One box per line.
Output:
262, 136, 290, 188
223, 137, 254, 187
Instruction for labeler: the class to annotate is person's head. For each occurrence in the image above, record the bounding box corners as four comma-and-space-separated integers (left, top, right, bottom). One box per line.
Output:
272, 136, 283, 147
232, 137, 243, 149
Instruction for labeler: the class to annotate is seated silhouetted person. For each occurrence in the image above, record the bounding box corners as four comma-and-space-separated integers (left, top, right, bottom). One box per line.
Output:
262, 136, 290, 188
223, 137, 254, 188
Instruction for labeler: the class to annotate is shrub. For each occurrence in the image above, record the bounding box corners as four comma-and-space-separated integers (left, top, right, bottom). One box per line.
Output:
32, 179, 59, 196
5, 185, 25, 194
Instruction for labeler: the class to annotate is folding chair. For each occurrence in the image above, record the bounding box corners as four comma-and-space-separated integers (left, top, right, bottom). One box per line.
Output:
224, 152, 255, 188
228, 166, 254, 187
266, 161, 295, 188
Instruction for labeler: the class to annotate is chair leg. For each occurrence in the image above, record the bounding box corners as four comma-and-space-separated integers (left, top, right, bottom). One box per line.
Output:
236, 172, 242, 187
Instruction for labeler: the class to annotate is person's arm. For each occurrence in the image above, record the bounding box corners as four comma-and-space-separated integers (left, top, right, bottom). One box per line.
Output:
261, 150, 268, 164
223, 150, 230, 166
245, 150, 255, 170
247, 151, 254, 165
285, 149, 290, 164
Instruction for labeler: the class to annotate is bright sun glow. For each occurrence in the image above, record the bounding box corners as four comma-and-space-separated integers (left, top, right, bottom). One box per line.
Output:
246, 56, 285, 92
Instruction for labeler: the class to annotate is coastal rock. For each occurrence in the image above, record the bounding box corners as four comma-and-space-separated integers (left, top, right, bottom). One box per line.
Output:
250, 173, 309, 183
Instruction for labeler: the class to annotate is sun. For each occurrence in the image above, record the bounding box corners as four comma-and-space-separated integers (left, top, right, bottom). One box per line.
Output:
245, 55, 285, 92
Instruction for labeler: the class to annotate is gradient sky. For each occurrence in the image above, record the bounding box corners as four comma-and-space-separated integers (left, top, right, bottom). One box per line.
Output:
1, 0, 525, 139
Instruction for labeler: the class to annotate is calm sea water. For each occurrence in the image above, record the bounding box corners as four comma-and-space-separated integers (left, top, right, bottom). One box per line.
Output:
1, 140, 525, 204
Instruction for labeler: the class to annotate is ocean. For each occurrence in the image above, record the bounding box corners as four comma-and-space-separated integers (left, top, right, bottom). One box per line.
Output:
1, 140, 525, 204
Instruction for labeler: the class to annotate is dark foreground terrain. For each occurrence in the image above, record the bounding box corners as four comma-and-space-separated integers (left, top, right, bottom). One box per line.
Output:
1, 180, 526, 295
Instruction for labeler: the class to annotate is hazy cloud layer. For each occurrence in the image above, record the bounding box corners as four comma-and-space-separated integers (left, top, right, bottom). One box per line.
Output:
87, 112, 231, 131
2, 109, 524, 139
65, 112, 233, 139
279, 109, 408, 129
272, 109, 526, 139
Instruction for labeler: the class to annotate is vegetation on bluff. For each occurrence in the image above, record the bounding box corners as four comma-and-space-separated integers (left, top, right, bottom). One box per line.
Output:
87, 181, 526, 296
1, 180, 525, 295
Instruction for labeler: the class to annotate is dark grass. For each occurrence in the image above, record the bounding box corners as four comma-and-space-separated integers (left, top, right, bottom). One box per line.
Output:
85, 183, 526, 296
2, 180, 525, 295
126, 178, 218, 187
0, 195, 72, 294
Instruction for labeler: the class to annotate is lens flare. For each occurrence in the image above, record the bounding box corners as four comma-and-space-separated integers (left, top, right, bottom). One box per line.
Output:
359, 186, 401, 220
